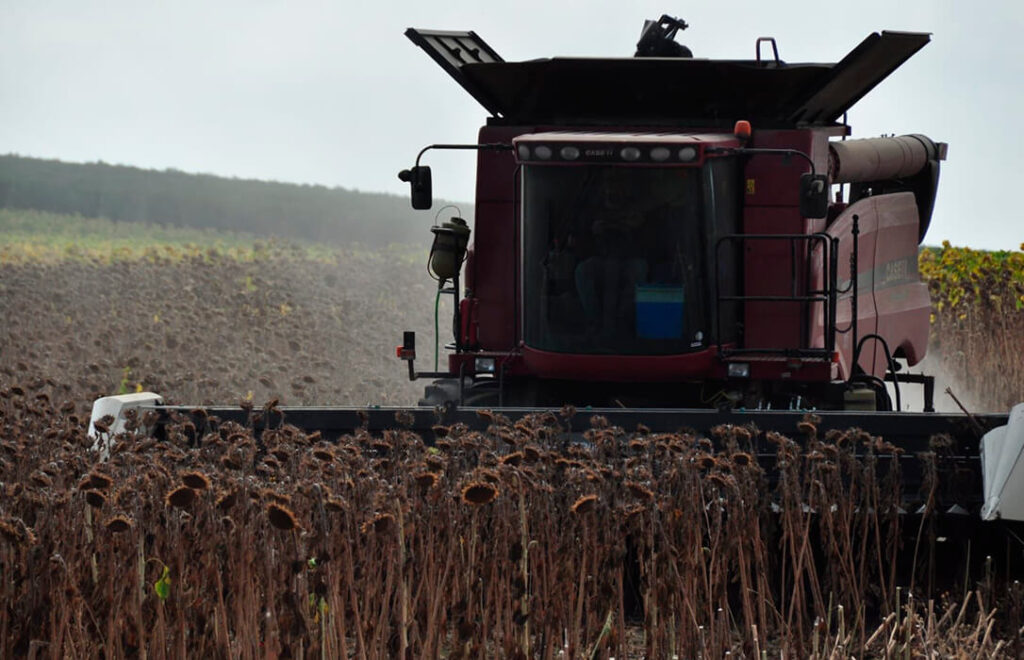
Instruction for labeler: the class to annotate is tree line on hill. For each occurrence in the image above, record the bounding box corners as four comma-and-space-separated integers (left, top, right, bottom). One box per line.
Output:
0, 155, 462, 246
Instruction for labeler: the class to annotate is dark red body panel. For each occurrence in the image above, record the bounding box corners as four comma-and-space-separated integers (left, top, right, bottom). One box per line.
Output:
817, 192, 930, 379
521, 346, 719, 381
471, 126, 526, 351
741, 130, 830, 352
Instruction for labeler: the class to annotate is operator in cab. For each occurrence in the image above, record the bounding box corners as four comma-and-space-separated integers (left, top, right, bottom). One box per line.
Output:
572, 168, 687, 342
574, 175, 649, 339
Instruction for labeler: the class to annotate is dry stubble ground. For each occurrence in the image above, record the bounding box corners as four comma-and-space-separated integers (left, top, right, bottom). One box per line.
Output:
0, 244, 435, 409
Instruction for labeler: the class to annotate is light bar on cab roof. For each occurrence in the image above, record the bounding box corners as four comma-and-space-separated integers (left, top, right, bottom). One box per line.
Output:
512, 134, 719, 165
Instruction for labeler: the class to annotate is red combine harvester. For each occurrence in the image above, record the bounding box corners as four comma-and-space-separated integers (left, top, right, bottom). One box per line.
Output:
397, 17, 943, 413
92, 17, 1022, 521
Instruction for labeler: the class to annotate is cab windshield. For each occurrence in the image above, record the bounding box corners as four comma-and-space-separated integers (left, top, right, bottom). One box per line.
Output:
522, 164, 719, 355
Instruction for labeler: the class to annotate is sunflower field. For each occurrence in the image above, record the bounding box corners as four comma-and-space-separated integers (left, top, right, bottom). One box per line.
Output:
919, 242, 1024, 411
2, 213, 1024, 656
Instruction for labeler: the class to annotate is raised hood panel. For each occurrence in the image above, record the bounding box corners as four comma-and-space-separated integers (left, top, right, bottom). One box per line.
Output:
406, 28, 929, 127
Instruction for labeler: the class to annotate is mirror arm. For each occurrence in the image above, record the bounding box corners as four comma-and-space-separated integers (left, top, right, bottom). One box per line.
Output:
414, 142, 513, 168
705, 146, 817, 176
707, 146, 828, 218
401, 143, 512, 210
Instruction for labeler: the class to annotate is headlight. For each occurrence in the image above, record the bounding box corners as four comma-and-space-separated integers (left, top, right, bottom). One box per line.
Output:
620, 146, 641, 161
560, 145, 580, 160
534, 145, 553, 160
650, 146, 671, 162
517, 144, 531, 160
727, 362, 750, 378
475, 357, 496, 374
678, 146, 697, 162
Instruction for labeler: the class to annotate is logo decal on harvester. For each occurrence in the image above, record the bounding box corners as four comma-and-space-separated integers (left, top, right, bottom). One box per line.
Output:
746, 179, 756, 194
882, 258, 909, 286
836, 256, 919, 298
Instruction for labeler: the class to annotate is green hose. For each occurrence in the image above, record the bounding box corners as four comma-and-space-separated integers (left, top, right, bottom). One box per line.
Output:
434, 286, 441, 372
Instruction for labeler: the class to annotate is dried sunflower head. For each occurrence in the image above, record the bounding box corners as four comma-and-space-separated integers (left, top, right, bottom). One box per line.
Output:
165, 486, 196, 509
461, 482, 499, 505
413, 471, 439, 493
500, 452, 524, 467
215, 489, 237, 511
731, 452, 753, 468
360, 512, 395, 535
180, 471, 211, 490
312, 447, 334, 462
104, 515, 133, 533
267, 503, 299, 531
571, 494, 598, 515
0, 517, 35, 547
88, 471, 114, 490
85, 490, 107, 509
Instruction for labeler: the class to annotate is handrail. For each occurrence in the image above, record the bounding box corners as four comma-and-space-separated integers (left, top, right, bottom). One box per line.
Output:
714, 232, 839, 358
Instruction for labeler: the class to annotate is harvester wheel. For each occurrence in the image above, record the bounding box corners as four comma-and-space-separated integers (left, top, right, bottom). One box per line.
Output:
418, 379, 463, 407
418, 378, 533, 408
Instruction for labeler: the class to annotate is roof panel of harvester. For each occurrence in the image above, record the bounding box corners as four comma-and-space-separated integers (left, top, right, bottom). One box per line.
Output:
406, 28, 930, 127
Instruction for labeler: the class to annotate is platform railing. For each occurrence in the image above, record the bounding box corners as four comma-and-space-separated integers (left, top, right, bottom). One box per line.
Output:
714, 232, 839, 359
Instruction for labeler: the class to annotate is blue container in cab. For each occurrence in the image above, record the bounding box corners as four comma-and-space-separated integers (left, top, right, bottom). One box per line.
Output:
635, 285, 685, 339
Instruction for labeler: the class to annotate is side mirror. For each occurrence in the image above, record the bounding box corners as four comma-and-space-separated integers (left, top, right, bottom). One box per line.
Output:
799, 173, 829, 219
398, 165, 432, 210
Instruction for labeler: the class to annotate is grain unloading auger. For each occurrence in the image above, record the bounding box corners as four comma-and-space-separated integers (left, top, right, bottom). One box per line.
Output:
91, 18, 1022, 525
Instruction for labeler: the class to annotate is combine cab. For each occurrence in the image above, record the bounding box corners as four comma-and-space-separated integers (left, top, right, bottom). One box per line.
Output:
93, 18, 1020, 521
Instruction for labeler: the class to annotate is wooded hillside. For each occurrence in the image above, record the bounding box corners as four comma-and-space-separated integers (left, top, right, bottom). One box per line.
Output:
0, 155, 459, 246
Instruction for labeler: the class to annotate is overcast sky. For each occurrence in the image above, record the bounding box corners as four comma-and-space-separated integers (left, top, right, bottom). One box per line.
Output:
2, 1, 1021, 250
